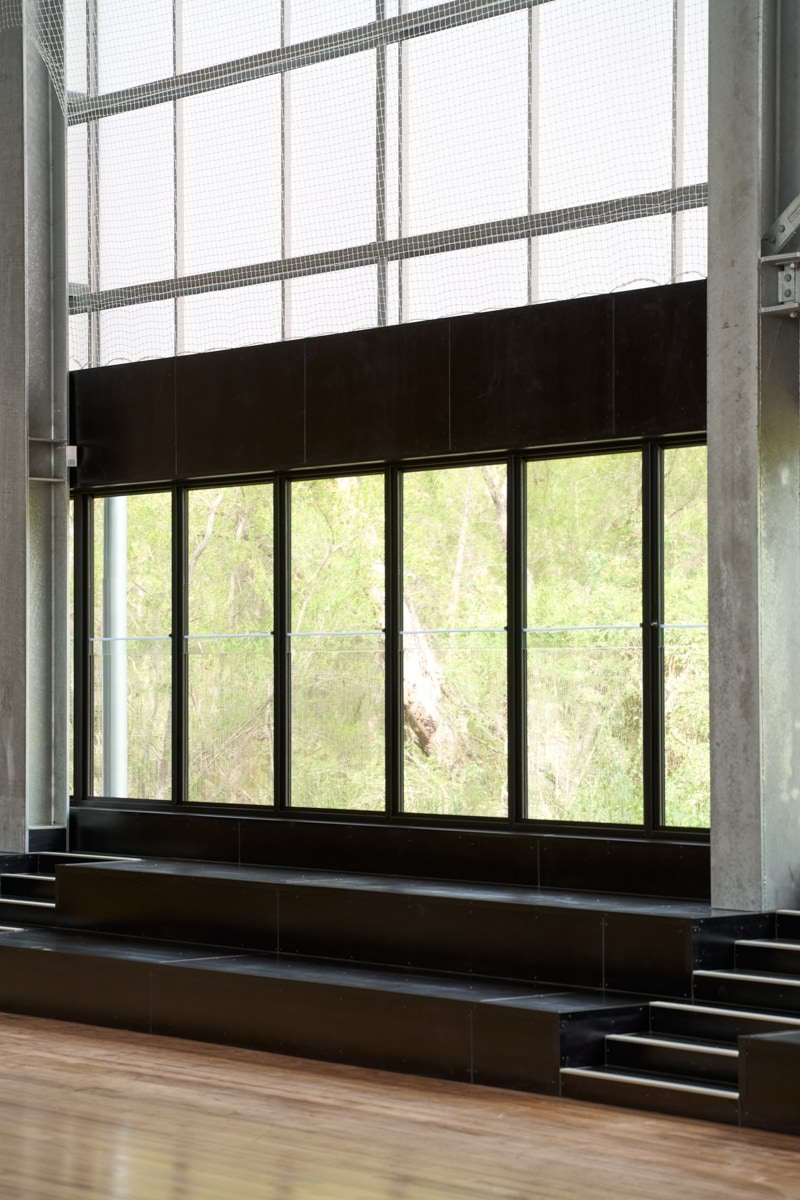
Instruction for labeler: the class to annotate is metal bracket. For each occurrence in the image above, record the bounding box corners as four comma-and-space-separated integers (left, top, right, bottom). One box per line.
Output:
761, 252, 800, 317
763, 192, 800, 254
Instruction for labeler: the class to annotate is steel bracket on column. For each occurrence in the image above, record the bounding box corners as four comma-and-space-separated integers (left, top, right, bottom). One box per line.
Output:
761, 252, 800, 317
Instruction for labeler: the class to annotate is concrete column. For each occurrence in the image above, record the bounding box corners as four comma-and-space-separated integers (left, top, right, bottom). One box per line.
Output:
0, 8, 68, 850
708, 0, 800, 910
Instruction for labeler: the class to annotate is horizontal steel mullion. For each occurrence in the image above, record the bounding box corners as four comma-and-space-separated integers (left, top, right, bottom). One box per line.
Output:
67, 0, 553, 125
70, 183, 708, 315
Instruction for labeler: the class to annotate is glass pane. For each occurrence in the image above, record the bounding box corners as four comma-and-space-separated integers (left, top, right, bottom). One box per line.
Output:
527, 629, 642, 823
67, 124, 88, 288
181, 0, 280, 73
664, 445, 709, 827
288, 1, 375, 44
188, 636, 274, 806
188, 486, 274, 637
402, 632, 506, 818
291, 475, 384, 634
287, 267, 377, 340
402, 241, 528, 325
92, 638, 172, 799
535, 215, 673, 303
527, 454, 641, 629
291, 636, 384, 811
403, 465, 507, 631
97, 0, 173, 93
181, 284, 282, 355
98, 300, 176, 365
92, 494, 172, 799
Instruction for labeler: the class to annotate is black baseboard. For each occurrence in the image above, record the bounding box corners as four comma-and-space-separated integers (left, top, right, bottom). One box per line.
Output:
28, 826, 68, 853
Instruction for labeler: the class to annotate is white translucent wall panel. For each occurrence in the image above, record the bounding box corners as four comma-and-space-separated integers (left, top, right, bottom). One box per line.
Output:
181, 284, 282, 354
181, 0, 280, 73
535, 214, 673, 303
288, 267, 377, 338
67, 124, 88, 288
403, 13, 528, 235
70, 314, 89, 372
537, 0, 672, 210
288, 52, 376, 256
97, 0, 174, 93
99, 301, 176, 364
401, 241, 528, 323
676, 207, 708, 280
683, 0, 709, 186
65, 0, 87, 94
181, 78, 282, 275
288, 1, 376, 44
99, 105, 174, 289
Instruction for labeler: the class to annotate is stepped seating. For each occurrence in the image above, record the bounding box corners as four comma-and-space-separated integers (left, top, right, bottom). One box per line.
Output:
0, 851, 133, 925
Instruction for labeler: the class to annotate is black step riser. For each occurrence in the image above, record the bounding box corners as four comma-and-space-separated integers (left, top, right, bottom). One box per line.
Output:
0, 877, 54, 902
0, 902, 56, 928
650, 1006, 800, 1043
605, 1040, 738, 1086
735, 945, 800, 976
776, 914, 800, 941
694, 975, 800, 1016
560, 1073, 739, 1125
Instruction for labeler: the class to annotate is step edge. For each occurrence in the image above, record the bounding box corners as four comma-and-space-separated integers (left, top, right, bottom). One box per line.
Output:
0, 898, 55, 909
651, 1001, 800, 1025
0, 874, 56, 883
736, 939, 800, 951
607, 1034, 738, 1057
695, 969, 800, 988
561, 1067, 738, 1099
38, 852, 140, 862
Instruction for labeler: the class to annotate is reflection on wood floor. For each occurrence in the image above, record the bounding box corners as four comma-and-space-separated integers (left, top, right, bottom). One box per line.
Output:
0, 1013, 797, 1200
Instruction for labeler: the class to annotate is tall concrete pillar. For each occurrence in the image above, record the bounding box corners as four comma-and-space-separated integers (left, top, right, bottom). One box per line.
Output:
708, 0, 800, 910
0, 6, 68, 850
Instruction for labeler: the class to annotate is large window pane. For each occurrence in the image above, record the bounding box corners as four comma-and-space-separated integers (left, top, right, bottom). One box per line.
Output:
402, 466, 508, 817
290, 475, 385, 810
187, 486, 274, 806
663, 445, 709, 827
92, 493, 172, 799
526, 454, 642, 822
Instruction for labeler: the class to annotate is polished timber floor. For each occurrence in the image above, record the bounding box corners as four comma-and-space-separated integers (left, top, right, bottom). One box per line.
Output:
0, 1013, 797, 1200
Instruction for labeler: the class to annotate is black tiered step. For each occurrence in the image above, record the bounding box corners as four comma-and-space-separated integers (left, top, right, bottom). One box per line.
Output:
0, 852, 137, 927
603, 1031, 739, 1085
54, 858, 771, 995
561, 1065, 739, 1124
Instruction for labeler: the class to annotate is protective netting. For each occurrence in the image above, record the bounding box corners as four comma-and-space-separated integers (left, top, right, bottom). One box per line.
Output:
8, 0, 709, 368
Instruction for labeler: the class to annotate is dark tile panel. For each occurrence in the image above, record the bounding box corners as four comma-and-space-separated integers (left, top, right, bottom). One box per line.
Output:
559, 1005, 648, 1068
603, 913, 694, 998
58, 864, 278, 951
613, 280, 706, 437
151, 962, 473, 1081
538, 835, 710, 901
449, 296, 614, 453
27, 826, 67, 853
472, 1004, 561, 1093
740, 1031, 800, 1135
175, 341, 304, 477
69, 808, 240, 864
304, 319, 449, 465
73, 358, 176, 486
692, 913, 775, 972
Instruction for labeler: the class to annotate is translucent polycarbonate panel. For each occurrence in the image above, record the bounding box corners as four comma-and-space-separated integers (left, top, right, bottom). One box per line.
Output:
663, 627, 709, 828
181, 0, 280, 73
98, 300, 176, 364
675, 207, 708, 282
287, 267, 377, 340
180, 284, 282, 356
290, 475, 385, 634
65, 0, 87, 94
682, 0, 710, 187
403, 465, 507, 632
98, 105, 174, 290
527, 629, 642, 823
188, 485, 274, 637
535, 215, 673, 304
291, 636, 384, 811
181, 77, 282, 275
67, 124, 88, 288
402, 632, 507, 817
188, 636, 274, 805
403, 13, 528, 235
526, 454, 641, 629
288, 1, 376, 44
69, 315, 89, 372
92, 638, 172, 800
401, 241, 528, 324
97, 0, 173, 93
537, 0, 672, 211
93, 493, 172, 639
287, 52, 376, 256
663, 444, 709, 827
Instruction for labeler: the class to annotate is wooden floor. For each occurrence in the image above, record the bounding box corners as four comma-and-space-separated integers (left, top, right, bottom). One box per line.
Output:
0, 1015, 797, 1199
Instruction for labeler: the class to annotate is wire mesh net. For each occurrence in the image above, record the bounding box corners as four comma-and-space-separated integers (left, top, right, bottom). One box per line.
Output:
5, 0, 709, 368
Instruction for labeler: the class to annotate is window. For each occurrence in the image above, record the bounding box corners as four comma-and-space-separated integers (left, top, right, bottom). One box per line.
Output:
92, 493, 172, 799
78, 442, 710, 833
187, 485, 274, 805
402, 466, 507, 817
290, 475, 385, 810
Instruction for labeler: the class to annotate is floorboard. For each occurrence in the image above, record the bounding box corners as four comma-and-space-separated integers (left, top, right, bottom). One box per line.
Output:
0, 1014, 796, 1199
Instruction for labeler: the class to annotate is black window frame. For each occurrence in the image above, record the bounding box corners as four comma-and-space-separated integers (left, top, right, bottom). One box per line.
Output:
71, 433, 708, 841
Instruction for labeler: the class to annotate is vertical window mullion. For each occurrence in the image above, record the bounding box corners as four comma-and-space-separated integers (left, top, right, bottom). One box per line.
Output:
75, 494, 92, 804
642, 443, 664, 835
172, 487, 186, 807
274, 477, 291, 809
386, 466, 402, 817
508, 456, 526, 825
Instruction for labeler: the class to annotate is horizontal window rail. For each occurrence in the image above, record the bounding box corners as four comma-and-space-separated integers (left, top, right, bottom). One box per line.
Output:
67, 0, 554, 125
68, 183, 707, 315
